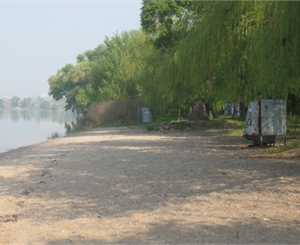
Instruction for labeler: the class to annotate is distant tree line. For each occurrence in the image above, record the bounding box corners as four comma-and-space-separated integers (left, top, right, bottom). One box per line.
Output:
0, 96, 66, 111
48, 1, 300, 119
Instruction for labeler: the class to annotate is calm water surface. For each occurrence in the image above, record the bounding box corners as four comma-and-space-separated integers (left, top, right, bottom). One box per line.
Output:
0, 109, 78, 153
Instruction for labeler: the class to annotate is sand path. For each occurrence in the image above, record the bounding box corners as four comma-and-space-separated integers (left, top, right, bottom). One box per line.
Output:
0, 127, 299, 244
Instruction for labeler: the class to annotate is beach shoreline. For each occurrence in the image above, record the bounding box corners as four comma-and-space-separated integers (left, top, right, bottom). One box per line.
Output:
0, 126, 299, 244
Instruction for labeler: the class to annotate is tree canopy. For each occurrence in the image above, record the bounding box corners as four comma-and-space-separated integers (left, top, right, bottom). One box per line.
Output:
48, 1, 300, 117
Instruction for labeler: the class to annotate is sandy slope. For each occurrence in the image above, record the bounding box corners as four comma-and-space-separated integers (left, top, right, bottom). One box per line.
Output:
0, 126, 299, 244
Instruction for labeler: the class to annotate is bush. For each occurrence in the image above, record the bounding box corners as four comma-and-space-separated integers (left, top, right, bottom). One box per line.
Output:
146, 124, 154, 131
87, 99, 141, 125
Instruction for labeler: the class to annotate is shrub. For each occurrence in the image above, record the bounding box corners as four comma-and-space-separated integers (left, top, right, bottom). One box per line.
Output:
146, 124, 154, 131
87, 99, 141, 125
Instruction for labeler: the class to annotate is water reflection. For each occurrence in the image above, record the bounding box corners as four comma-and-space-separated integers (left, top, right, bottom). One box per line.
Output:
0, 109, 80, 153
64, 117, 94, 134
10, 110, 20, 122
48, 132, 61, 139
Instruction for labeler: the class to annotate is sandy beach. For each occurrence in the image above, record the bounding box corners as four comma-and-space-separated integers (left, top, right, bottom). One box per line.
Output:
0, 126, 299, 244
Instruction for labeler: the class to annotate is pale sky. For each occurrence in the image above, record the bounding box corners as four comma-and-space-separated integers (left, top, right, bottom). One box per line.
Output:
0, 0, 142, 98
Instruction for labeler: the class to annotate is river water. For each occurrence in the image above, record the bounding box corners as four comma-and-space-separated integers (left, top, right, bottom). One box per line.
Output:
0, 109, 78, 153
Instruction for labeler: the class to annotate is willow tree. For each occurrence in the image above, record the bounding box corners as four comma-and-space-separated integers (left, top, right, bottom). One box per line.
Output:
202, 1, 300, 102
159, 1, 300, 114
169, 1, 254, 106
245, 2, 300, 99
144, 2, 233, 115
139, 0, 200, 114
141, 0, 195, 52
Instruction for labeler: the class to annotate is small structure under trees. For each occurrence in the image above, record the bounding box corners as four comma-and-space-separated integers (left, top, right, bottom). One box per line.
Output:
243, 100, 286, 146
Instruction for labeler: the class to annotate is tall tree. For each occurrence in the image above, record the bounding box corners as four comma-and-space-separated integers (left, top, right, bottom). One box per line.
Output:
141, 0, 195, 52
48, 61, 94, 112
92, 31, 148, 102
151, 1, 300, 114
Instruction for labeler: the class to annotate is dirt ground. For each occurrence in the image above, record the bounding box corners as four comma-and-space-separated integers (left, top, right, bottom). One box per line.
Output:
0, 126, 299, 244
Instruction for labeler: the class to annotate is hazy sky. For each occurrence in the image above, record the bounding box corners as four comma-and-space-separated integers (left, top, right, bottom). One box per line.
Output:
0, 0, 142, 98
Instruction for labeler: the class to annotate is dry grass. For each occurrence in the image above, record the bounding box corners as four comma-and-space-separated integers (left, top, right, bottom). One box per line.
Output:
87, 99, 140, 125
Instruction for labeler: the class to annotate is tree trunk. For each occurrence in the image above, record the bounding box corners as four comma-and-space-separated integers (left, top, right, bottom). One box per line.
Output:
190, 99, 207, 120
178, 107, 181, 119
239, 102, 247, 117
205, 103, 213, 119
231, 103, 240, 119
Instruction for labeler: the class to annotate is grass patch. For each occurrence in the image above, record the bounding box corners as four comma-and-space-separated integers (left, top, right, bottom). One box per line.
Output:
225, 118, 245, 126
95, 121, 139, 128
144, 115, 181, 131
222, 128, 244, 136
197, 116, 245, 135
266, 139, 300, 154
204, 118, 226, 128
153, 115, 178, 125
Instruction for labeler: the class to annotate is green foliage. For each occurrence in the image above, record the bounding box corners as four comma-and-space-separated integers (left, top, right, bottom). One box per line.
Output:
92, 31, 150, 102
48, 64, 74, 101
140, 1, 300, 115
49, 30, 151, 113
141, 0, 195, 51
287, 114, 300, 133
48, 1, 300, 120
92, 33, 130, 101
166, 108, 179, 118
146, 124, 154, 131
0, 99, 3, 108
152, 114, 177, 126
287, 94, 300, 115
266, 139, 300, 154
48, 60, 95, 112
